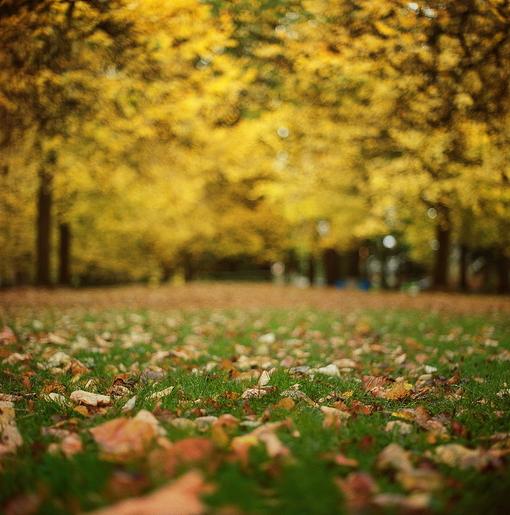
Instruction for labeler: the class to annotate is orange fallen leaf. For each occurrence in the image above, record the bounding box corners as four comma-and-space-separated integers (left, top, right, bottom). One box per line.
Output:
88, 471, 209, 515
149, 437, 218, 477
90, 410, 165, 460
321, 406, 351, 428
0, 326, 16, 343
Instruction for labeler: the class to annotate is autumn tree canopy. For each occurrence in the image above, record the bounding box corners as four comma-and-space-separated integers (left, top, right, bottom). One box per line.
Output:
1, 0, 508, 291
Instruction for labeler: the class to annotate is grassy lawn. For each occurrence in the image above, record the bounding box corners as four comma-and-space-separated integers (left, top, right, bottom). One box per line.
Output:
1, 284, 509, 515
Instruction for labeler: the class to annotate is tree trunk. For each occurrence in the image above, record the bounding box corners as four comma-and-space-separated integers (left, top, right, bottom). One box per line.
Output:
36, 169, 53, 287
497, 247, 510, 294
432, 204, 451, 290
307, 253, 316, 285
459, 244, 469, 293
58, 222, 71, 285
323, 248, 340, 286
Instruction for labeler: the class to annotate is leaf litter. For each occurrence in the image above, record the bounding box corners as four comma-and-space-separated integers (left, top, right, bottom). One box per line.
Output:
0, 283, 509, 514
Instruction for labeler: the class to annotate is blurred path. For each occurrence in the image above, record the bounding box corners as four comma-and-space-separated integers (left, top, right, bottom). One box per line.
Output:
1, 283, 509, 315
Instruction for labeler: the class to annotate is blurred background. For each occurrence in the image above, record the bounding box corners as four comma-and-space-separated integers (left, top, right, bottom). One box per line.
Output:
1, 0, 509, 293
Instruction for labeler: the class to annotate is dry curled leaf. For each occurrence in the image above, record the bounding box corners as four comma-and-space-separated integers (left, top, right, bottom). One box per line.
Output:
70, 390, 111, 407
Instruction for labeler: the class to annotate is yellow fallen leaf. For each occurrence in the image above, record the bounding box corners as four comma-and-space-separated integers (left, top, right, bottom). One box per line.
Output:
386, 382, 413, 400
0, 401, 16, 428
396, 469, 443, 493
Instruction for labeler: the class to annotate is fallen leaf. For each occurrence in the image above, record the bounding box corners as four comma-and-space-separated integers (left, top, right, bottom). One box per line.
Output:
337, 471, 378, 512
70, 390, 112, 407
90, 410, 165, 460
241, 385, 276, 399
376, 443, 413, 473
42, 393, 70, 407
396, 469, 443, 492
48, 432, 83, 458
372, 492, 431, 511
149, 386, 175, 400
4, 493, 40, 515
321, 406, 351, 428
88, 470, 209, 515
231, 420, 292, 464
385, 420, 413, 435
0, 425, 23, 454
2, 353, 30, 365
0, 326, 16, 343
276, 397, 295, 410
385, 382, 413, 400
315, 364, 340, 377
149, 438, 218, 477
211, 414, 239, 446
428, 444, 503, 470
0, 401, 16, 428
257, 369, 272, 386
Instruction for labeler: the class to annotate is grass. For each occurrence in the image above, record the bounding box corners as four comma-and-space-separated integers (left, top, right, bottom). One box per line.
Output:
0, 284, 509, 514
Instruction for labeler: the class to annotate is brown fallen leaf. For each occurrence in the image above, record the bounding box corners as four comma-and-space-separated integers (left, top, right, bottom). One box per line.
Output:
88, 471, 209, 515
4, 493, 40, 515
337, 471, 379, 512
90, 410, 165, 460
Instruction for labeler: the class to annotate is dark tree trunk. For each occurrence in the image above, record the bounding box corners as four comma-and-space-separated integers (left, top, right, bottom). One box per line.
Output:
323, 248, 340, 286
497, 248, 510, 294
459, 244, 469, 293
36, 169, 53, 287
307, 254, 316, 285
58, 222, 71, 285
433, 204, 451, 290
348, 248, 360, 278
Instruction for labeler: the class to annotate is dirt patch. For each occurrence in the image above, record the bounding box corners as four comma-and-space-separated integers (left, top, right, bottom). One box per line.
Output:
1, 283, 509, 315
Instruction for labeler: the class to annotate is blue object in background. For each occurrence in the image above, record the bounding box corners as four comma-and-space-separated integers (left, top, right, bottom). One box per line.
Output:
359, 278, 371, 291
